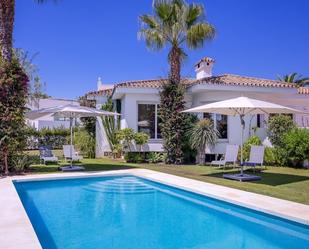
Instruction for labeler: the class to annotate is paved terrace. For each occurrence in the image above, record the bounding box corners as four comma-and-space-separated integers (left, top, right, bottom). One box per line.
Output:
1, 169, 309, 249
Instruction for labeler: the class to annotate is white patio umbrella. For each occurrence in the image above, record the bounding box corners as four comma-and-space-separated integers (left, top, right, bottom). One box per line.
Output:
26, 104, 120, 171
183, 97, 301, 180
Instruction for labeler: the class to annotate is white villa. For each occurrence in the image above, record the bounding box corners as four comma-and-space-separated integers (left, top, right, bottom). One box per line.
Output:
87, 57, 309, 158
26, 98, 80, 130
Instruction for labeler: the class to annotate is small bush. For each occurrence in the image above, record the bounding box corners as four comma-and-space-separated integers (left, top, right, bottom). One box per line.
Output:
74, 129, 95, 158
124, 152, 144, 163
267, 115, 295, 147
147, 152, 165, 164
279, 128, 309, 167
10, 154, 33, 173
264, 147, 277, 165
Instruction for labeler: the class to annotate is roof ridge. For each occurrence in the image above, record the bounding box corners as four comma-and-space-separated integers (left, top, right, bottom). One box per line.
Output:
221, 73, 297, 87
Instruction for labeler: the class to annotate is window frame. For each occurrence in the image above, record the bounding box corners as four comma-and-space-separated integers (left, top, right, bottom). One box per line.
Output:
137, 102, 162, 140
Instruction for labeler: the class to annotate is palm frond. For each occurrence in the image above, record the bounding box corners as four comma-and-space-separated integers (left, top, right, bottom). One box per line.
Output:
186, 3, 204, 27
186, 23, 215, 48
138, 29, 166, 51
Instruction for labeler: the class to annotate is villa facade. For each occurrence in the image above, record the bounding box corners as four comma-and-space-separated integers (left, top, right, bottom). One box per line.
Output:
87, 57, 309, 158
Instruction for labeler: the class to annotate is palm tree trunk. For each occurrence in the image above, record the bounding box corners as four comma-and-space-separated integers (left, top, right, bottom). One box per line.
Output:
170, 46, 181, 84
0, 0, 15, 62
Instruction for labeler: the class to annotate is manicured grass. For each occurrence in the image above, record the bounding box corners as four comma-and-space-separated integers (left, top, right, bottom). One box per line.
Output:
26, 152, 309, 205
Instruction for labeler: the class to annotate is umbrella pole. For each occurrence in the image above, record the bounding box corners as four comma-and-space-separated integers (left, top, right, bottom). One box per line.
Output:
70, 117, 73, 168
240, 115, 245, 175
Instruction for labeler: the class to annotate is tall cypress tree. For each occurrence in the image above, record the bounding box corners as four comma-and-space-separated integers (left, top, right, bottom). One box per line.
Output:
159, 81, 188, 164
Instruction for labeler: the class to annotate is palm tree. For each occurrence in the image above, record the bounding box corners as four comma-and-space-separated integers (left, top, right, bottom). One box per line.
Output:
188, 119, 219, 165
0, 0, 52, 62
138, 0, 215, 84
278, 73, 309, 87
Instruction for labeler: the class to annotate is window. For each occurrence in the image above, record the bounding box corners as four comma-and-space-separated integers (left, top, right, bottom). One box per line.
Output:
203, 113, 228, 139
138, 104, 161, 139
257, 114, 261, 128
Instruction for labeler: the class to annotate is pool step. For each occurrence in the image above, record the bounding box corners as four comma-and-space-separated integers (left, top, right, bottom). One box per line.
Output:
83, 177, 156, 195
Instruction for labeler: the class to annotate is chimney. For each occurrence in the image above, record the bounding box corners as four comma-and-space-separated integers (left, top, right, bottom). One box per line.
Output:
97, 77, 103, 91
195, 57, 215, 79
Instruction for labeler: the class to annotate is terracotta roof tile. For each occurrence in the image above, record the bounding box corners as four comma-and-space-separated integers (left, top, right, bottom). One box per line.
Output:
298, 87, 309, 95
86, 74, 309, 97
192, 74, 297, 89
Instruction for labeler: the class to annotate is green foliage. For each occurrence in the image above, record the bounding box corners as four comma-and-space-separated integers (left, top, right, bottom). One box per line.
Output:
0, 57, 29, 173
124, 152, 144, 163
188, 118, 219, 165
278, 128, 309, 167
159, 82, 188, 164
10, 154, 33, 173
101, 98, 121, 157
240, 135, 262, 161
116, 128, 135, 152
278, 72, 309, 87
36, 127, 70, 149
78, 95, 96, 136
147, 152, 166, 164
182, 113, 199, 164
134, 132, 149, 152
264, 147, 277, 166
74, 129, 95, 158
138, 0, 215, 61
267, 115, 296, 147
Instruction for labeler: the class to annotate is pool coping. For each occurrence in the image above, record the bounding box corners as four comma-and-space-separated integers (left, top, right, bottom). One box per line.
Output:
1, 169, 308, 249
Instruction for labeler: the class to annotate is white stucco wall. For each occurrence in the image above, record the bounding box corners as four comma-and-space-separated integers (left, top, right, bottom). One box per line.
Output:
93, 85, 309, 158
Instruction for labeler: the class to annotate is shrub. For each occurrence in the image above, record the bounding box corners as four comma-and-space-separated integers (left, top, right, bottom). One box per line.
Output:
74, 129, 95, 158
267, 115, 295, 147
116, 128, 135, 152
240, 135, 261, 161
264, 147, 277, 165
147, 152, 165, 164
134, 132, 149, 152
10, 154, 33, 173
279, 128, 309, 167
124, 152, 144, 163
188, 119, 219, 165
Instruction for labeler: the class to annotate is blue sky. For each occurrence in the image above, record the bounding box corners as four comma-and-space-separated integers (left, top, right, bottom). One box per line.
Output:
15, 0, 309, 99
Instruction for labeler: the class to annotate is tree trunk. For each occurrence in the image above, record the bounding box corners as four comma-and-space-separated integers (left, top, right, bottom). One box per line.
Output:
0, 0, 15, 62
170, 46, 181, 84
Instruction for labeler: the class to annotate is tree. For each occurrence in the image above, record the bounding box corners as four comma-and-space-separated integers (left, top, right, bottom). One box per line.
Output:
138, 0, 215, 84
30, 76, 49, 110
0, 57, 29, 174
139, 0, 215, 164
188, 119, 218, 165
278, 73, 309, 87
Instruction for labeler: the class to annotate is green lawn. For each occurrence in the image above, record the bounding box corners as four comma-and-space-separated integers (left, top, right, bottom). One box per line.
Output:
26, 151, 309, 205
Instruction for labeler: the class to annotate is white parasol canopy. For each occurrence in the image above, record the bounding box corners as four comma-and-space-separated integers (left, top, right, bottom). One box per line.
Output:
26, 104, 120, 171
183, 96, 300, 116
183, 96, 302, 179
26, 104, 118, 119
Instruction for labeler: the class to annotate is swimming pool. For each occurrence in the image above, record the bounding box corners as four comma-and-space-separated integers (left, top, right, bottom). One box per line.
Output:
14, 175, 308, 249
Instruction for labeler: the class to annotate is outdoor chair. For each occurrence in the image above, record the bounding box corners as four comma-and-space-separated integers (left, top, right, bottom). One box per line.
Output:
243, 145, 265, 171
39, 146, 58, 164
63, 145, 83, 162
210, 144, 239, 168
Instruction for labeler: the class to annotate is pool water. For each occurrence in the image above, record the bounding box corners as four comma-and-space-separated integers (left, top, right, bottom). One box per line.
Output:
15, 176, 309, 249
